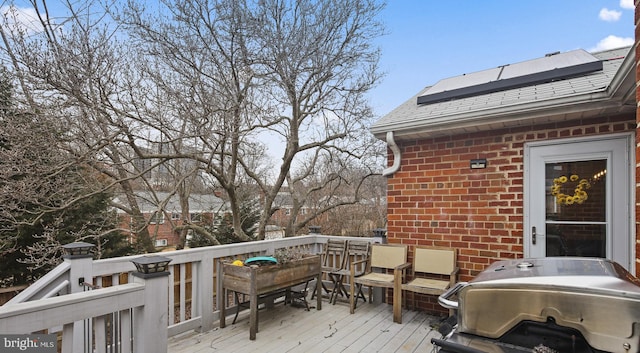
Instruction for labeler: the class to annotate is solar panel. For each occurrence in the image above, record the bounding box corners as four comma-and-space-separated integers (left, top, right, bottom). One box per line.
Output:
417, 49, 603, 105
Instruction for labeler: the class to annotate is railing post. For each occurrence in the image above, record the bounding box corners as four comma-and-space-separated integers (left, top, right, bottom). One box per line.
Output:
62, 241, 95, 352
197, 255, 214, 332
131, 255, 172, 353
372, 228, 387, 244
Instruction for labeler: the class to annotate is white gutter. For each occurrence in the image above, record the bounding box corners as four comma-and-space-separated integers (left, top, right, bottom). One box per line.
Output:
373, 89, 611, 136
382, 131, 401, 176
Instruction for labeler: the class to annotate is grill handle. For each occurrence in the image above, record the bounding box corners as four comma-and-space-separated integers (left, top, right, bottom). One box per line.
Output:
438, 281, 468, 310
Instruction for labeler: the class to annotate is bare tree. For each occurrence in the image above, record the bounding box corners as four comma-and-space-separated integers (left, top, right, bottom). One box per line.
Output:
0, 0, 167, 252
0, 67, 132, 283
0, 105, 74, 253
117, 0, 386, 239
115, 0, 270, 241
0, 0, 387, 254
282, 138, 387, 236
246, 0, 386, 238
1, 0, 252, 249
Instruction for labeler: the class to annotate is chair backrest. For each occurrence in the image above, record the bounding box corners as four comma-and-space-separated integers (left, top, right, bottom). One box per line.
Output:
346, 240, 370, 274
370, 244, 407, 269
346, 240, 370, 257
413, 247, 456, 275
322, 239, 348, 269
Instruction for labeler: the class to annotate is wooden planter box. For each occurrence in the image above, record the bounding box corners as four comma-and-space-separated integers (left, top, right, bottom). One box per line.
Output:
220, 254, 322, 340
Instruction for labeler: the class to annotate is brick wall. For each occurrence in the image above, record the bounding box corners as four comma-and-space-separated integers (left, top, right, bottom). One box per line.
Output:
387, 115, 635, 282
634, 0, 640, 277
386, 115, 634, 314
118, 213, 214, 249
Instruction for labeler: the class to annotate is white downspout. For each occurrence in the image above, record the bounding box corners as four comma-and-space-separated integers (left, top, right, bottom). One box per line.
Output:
382, 131, 401, 176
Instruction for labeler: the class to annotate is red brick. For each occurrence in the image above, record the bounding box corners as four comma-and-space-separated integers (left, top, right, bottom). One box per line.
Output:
387, 115, 635, 284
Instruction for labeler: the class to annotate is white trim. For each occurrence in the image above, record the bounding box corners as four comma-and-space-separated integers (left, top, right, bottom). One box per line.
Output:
524, 132, 635, 274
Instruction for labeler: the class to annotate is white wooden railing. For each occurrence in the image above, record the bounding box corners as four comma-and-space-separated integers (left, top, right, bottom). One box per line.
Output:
0, 234, 377, 352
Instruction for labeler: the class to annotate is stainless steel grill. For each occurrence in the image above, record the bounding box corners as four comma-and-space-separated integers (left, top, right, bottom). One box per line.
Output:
433, 257, 640, 353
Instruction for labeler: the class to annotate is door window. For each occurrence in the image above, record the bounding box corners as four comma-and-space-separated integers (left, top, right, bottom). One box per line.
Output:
545, 160, 607, 257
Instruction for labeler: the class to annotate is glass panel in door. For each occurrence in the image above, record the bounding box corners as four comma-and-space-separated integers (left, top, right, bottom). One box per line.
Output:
525, 134, 631, 270
544, 160, 607, 257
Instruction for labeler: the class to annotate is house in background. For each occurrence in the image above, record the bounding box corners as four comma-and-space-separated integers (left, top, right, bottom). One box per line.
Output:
371, 45, 637, 313
116, 191, 228, 248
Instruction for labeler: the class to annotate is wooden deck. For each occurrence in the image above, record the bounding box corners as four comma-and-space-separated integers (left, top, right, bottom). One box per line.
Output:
168, 297, 444, 353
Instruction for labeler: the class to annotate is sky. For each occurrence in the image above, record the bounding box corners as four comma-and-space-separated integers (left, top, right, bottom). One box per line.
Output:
2, 0, 635, 161
4, 1, 634, 119
368, 0, 635, 118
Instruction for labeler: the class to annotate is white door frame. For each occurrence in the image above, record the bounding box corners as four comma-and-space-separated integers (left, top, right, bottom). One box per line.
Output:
523, 132, 635, 273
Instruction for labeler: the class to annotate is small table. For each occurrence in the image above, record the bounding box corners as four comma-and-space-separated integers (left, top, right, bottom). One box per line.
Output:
220, 255, 322, 340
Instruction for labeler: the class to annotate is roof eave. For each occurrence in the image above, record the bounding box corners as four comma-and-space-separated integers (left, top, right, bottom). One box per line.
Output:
371, 91, 605, 140
371, 45, 636, 142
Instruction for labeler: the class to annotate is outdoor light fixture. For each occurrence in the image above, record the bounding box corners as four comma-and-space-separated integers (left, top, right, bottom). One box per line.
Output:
62, 242, 95, 259
470, 159, 487, 169
131, 255, 172, 278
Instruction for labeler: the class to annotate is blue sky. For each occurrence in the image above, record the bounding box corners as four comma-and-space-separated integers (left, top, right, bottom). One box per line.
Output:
4, 1, 635, 130
368, 0, 635, 118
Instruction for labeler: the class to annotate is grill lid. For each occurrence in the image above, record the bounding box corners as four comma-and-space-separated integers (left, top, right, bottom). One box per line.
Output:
468, 257, 640, 294
454, 257, 640, 353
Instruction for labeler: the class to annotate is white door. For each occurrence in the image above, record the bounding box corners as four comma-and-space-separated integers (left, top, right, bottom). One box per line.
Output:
524, 133, 633, 271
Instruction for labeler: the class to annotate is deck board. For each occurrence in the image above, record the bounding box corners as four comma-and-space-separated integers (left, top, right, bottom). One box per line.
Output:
168, 297, 444, 353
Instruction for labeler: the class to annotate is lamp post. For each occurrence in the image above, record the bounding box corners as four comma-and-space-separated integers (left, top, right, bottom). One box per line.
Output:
62, 242, 95, 259
62, 241, 96, 350
61, 242, 96, 290
130, 255, 172, 353
130, 255, 172, 278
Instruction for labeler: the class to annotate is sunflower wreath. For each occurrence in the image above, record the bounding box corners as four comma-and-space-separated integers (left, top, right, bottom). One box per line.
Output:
551, 174, 591, 205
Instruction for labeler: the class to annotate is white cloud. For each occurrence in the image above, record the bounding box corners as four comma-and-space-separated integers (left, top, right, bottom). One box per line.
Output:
0, 5, 45, 35
620, 0, 634, 10
589, 35, 634, 52
599, 8, 622, 21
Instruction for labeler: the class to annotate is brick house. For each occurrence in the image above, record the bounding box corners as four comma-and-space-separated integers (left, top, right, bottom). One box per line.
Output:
116, 191, 227, 248
370, 43, 637, 297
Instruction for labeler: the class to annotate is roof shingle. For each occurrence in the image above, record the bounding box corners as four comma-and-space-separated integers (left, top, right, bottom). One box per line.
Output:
370, 46, 634, 140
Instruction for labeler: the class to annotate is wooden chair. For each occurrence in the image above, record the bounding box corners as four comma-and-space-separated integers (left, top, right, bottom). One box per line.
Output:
399, 246, 458, 323
330, 240, 370, 304
312, 239, 348, 302
349, 244, 409, 323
